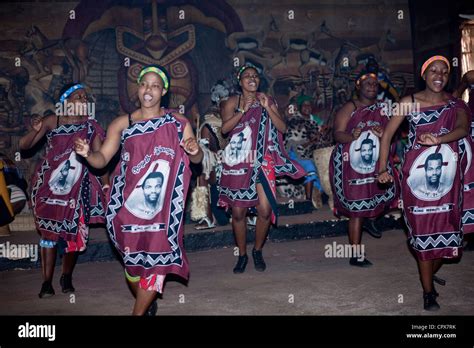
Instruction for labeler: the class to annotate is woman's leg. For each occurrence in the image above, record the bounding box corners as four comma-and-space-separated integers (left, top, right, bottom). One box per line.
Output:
348, 217, 372, 266
418, 258, 440, 310
348, 217, 363, 245
132, 287, 157, 316
252, 184, 273, 272
60, 251, 78, 292
418, 259, 434, 293
42, 246, 57, 283
39, 245, 57, 297
126, 276, 157, 315
232, 207, 248, 255
62, 251, 78, 275
255, 183, 272, 251
231, 206, 249, 273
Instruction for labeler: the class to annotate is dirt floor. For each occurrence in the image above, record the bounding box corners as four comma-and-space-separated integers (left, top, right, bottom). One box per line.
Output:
1, 229, 473, 316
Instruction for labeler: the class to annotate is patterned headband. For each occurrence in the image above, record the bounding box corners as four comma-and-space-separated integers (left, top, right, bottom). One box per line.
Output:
137, 66, 169, 90
421, 56, 450, 76
237, 64, 259, 81
59, 84, 84, 103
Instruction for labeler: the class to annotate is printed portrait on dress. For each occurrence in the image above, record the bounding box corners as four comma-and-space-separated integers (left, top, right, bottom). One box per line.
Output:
124, 159, 170, 220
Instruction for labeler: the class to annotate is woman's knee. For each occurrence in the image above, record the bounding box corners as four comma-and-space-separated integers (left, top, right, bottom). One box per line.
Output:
257, 207, 272, 221
232, 208, 247, 222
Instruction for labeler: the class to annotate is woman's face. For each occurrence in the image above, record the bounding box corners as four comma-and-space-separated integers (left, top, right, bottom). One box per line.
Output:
424, 60, 449, 93
239, 68, 260, 92
67, 89, 88, 116
300, 100, 312, 116
358, 76, 378, 100
138, 72, 166, 107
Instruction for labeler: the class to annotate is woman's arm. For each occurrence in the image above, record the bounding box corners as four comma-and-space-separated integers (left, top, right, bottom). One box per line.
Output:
178, 114, 203, 164
333, 102, 358, 144
90, 135, 109, 187
378, 115, 405, 173
378, 96, 412, 181
74, 115, 127, 169
19, 115, 55, 150
221, 97, 243, 135
418, 107, 470, 145
258, 93, 287, 133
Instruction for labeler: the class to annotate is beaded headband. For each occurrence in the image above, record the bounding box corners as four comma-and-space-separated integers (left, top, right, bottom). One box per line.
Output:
237, 64, 259, 81
137, 66, 169, 90
59, 84, 84, 103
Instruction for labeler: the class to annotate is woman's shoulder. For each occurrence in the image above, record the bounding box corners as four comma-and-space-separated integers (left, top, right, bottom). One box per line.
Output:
170, 111, 189, 124
107, 114, 131, 133
221, 95, 239, 107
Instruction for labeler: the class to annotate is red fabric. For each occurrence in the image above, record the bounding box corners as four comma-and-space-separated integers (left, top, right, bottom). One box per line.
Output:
106, 112, 191, 282
219, 96, 305, 209
31, 119, 105, 244
402, 99, 465, 260
330, 103, 398, 218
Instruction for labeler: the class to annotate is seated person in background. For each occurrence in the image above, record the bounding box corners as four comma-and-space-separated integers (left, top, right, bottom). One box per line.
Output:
0, 152, 27, 215
284, 96, 323, 208
191, 80, 231, 229
298, 95, 325, 126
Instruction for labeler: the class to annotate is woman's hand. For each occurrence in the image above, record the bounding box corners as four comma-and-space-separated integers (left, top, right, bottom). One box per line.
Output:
377, 170, 393, 184
352, 127, 362, 140
372, 126, 384, 138
182, 137, 200, 156
418, 133, 440, 146
30, 115, 43, 132
74, 138, 91, 157
243, 94, 255, 112
258, 93, 270, 109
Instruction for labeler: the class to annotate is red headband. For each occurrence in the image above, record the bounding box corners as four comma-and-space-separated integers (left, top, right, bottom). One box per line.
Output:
421, 56, 450, 76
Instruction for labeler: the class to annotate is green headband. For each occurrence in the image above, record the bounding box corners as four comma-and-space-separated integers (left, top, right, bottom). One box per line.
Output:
137, 66, 169, 90
296, 95, 312, 108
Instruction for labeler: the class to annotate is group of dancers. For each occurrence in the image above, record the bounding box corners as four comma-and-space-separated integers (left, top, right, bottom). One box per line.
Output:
19, 55, 473, 314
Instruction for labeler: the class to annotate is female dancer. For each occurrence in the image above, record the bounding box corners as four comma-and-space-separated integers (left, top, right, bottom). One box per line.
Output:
74, 65, 202, 315
219, 64, 305, 273
19, 83, 107, 298
330, 70, 398, 267
378, 56, 470, 310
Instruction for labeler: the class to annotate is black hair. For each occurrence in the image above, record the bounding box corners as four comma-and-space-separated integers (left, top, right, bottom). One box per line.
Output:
361, 138, 374, 147
142, 171, 164, 187
424, 152, 443, 170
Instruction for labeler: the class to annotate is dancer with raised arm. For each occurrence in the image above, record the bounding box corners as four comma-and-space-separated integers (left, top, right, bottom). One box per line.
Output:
75, 65, 202, 315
